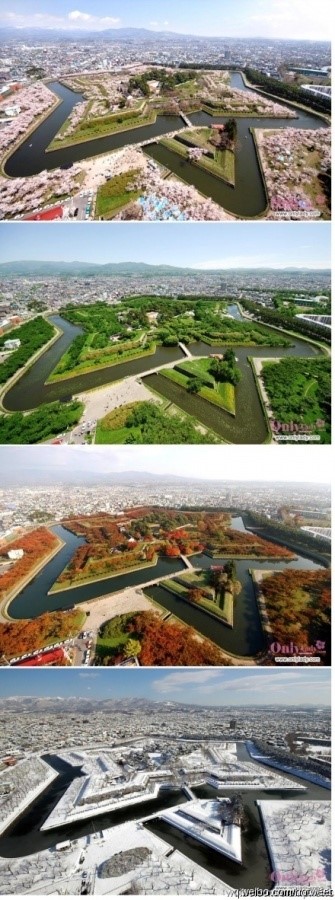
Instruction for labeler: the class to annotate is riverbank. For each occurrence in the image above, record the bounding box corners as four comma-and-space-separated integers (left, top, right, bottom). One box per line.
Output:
0, 316, 61, 414
47, 106, 158, 151
248, 356, 274, 442
48, 553, 160, 594
0, 534, 65, 622
239, 70, 331, 124
244, 526, 330, 568
159, 134, 235, 186
249, 570, 274, 646
208, 551, 295, 561
0, 87, 62, 179
161, 576, 234, 628
247, 742, 331, 790
162, 368, 236, 416
47, 343, 156, 384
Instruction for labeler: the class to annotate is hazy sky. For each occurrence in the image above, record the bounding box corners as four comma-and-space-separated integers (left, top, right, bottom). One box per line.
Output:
0, 223, 330, 270
0, 0, 331, 40
0, 445, 331, 486
0, 668, 330, 705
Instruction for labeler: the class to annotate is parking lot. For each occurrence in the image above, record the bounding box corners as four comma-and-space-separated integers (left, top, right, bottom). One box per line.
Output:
63, 190, 94, 221
72, 630, 94, 667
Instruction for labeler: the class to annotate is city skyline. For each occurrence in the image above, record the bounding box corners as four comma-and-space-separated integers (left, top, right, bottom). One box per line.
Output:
0, 222, 331, 270
0, 668, 331, 705
0, 445, 332, 485
0, 0, 331, 40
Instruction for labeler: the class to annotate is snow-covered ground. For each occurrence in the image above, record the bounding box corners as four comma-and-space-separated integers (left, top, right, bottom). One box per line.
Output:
0, 755, 57, 836
41, 772, 167, 829
0, 819, 235, 895
161, 798, 242, 862
246, 741, 331, 789
257, 800, 331, 887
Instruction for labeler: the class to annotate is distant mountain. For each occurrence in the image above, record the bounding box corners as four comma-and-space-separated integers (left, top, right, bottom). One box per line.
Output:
0, 696, 327, 714
1, 468, 219, 488
0, 260, 330, 279
0, 27, 330, 46
0, 26, 201, 43
0, 260, 201, 277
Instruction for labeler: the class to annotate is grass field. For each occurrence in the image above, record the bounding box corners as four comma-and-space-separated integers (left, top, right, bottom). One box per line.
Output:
48, 342, 155, 382
49, 104, 156, 150
95, 613, 135, 662
162, 359, 236, 415
160, 131, 235, 185
162, 574, 233, 626
95, 400, 219, 445
95, 169, 142, 219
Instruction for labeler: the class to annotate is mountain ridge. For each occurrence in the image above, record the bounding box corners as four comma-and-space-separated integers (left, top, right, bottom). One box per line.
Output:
0, 260, 330, 278
0, 696, 326, 714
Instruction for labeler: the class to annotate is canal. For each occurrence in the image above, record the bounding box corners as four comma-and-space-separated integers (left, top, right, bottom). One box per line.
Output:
4, 74, 328, 220
143, 332, 322, 445
3, 315, 184, 412
4, 81, 184, 178
146, 547, 322, 658
0, 742, 329, 893
3, 316, 324, 449
144, 71, 328, 217
8, 516, 324, 661
8, 524, 186, 619
143, 738, 330, 893
0, 753, 187, 858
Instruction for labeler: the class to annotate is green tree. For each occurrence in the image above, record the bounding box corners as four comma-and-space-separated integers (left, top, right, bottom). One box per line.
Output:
187, 376, 202, 393
124, 638, 142, 658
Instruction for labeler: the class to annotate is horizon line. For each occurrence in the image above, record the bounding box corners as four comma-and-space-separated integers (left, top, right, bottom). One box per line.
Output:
0, 26, 330, 42
0, 259, 330, 271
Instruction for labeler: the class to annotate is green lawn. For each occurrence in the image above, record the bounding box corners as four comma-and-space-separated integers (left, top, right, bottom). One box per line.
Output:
162, 575, 233, 626
49, 105, 156, 150
95, 400, 219, 445
95, 170, 142, 219
159, 132, 235, 185
95, 613, 136, 662
48, 342, 155, 382
162, 360, 236, 415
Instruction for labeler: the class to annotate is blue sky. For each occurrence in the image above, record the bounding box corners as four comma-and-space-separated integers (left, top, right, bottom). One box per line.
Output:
0, 223, 330, 270
0, 444, 332, 485
0, 668, 330, 705
0, 0, 330, 40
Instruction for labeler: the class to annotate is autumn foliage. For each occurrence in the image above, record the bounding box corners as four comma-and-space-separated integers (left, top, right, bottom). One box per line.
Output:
55, 509, 294, 590
261, 568, 331, 652
0, 527, 59, 599
126, 611, 229, 666
208, 529, 294, 558
0, 609, 82, 660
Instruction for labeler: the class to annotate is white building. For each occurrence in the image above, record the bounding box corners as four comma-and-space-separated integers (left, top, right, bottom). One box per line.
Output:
4, 339, 21, 350
8, 549, 24, 560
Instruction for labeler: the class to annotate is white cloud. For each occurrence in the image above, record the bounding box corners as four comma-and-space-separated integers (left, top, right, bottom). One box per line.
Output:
153, 669, 329, 697
1, 10, 121, 30
153, 670, 221, 692
68, 11, 92, 22
68, 11, 121, 27
149, 20, 170, 30
246, 0, 330, 39
78, 672, 100, 679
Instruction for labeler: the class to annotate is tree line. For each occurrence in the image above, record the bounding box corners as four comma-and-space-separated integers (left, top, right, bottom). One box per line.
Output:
0, 317, 54, 385
245, 67, 331, 115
